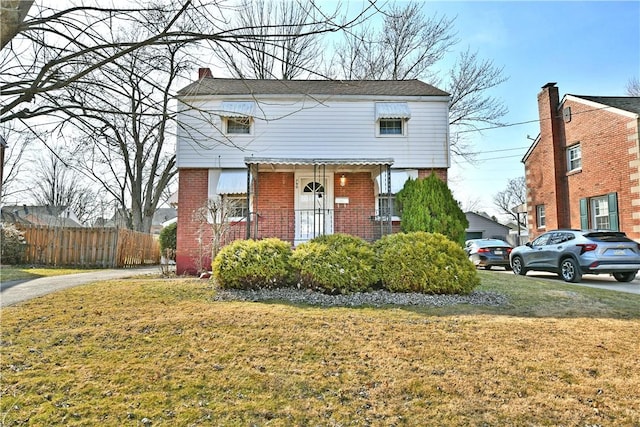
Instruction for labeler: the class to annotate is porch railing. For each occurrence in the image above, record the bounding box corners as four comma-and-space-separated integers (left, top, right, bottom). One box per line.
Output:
223, 208, 398, 244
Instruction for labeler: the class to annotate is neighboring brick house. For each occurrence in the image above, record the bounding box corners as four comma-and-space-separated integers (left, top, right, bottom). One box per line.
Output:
175, 70, 451, 274
523, 82, 640, 241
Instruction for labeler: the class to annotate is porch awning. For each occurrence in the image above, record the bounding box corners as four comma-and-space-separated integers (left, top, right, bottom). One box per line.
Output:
377, 169, 418, 194
216, 169, 249, 194
375, 102, 411, 120
219, 101, 256, 117
244, 157, 394, 166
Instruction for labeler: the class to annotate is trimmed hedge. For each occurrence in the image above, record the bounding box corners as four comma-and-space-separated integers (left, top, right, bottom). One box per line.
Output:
374, 232, 479, 294
290, 234, 378, 294
212, 238, 294, 290
212, 232, 479, 296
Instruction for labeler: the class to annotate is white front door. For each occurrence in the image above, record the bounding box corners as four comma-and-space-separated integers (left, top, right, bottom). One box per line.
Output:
295, 175, 333, 244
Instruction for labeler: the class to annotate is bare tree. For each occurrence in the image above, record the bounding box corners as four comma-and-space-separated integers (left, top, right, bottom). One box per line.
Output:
212, 0, 329, 79
27, 154, 97, 225
0, 122, 29, 202
56, 40, 182, 233
493, 176, 526, 227
333, 2, 456, 80
1, 0, 374, 123
626, 77, 640, 96
332, 1, 508, 158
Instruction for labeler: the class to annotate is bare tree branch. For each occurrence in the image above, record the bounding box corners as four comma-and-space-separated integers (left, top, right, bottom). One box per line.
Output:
493, 176, 526, 227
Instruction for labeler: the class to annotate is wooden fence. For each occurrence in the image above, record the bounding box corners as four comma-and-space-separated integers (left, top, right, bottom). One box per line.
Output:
18, 225, 160, 268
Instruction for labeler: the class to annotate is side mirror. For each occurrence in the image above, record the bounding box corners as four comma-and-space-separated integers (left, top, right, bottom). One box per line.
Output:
525, 242, 532, 248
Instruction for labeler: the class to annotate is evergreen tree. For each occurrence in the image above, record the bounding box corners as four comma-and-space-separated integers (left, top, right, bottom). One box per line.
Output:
396, 173, 468, 245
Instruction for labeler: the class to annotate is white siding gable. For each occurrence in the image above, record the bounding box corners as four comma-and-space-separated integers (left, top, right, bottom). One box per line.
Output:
177, 94, 449, 169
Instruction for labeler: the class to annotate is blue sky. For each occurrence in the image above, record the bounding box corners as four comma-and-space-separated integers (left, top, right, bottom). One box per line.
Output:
415, 1, 640, 219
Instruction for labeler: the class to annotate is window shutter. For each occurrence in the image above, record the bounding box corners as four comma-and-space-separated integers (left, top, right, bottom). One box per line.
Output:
579, 198, 588, 230
607, 192, 619, 231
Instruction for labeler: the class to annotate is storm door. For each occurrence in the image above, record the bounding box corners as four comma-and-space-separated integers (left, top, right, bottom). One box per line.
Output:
295, 176, 333, 244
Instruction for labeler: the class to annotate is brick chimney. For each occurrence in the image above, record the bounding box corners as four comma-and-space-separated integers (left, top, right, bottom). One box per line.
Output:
198, 67, 213, 79
537, 82, 570, 228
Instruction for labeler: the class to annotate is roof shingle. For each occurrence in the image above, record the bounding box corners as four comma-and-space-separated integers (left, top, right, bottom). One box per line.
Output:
177, 78, 449, 97
572, 95, 640, 115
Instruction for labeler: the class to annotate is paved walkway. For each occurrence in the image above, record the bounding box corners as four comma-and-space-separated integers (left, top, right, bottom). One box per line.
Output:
0, 266, 160, 308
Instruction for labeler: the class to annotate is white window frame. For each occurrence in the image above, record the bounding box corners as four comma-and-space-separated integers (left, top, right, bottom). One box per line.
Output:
536, 205, 546, 228
377, 118, 405, 137
567, 143, 582, 172
225, 117, 252, 135
223, 194, 249, 221
590, 196, 609, 230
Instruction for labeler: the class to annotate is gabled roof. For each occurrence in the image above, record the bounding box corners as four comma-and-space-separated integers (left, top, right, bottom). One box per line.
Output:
0, 205, 83, 227
177, 78, 449, 98
567, 95, 640, 116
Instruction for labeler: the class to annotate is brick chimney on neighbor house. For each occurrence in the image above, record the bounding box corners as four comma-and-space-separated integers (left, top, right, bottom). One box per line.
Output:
536, 82, 570, 229
198, 67, 213, 79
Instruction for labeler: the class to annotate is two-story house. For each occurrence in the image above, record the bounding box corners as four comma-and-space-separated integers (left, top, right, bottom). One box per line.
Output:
175, 69, 451, 274
523, 82, 640, 241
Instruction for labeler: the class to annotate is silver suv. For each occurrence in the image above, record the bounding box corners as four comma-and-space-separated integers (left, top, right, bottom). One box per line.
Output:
510, 230, 640, 283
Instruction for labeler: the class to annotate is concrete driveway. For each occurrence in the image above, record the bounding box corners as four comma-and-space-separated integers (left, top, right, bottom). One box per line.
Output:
491, 268, 640, 295
1, 266, 160, 308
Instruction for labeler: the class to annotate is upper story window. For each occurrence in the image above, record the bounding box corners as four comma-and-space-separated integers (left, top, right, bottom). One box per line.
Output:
375, 102, 410, 137
379, 119, 403, 135
567, 143, 582, 172
220, 101, 256, 136
226, 117, 251, 134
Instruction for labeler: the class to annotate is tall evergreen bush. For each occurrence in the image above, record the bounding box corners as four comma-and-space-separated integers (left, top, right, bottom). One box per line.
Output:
396, 173, 468, 246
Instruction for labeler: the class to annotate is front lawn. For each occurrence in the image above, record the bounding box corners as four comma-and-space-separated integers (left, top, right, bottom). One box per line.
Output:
1, 272, 638, 426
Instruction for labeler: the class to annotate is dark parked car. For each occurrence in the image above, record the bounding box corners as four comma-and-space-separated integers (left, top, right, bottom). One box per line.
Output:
465, 238, 513, 270
509, 229, 640, 283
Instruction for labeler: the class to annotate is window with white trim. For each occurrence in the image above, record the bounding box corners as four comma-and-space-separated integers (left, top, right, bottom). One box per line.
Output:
226, 117, 251, 134
567, 143, 582, 172
536, 205, 546, 228
375, 102, 410, 137
223, 194, 249, 220
379, 119, 404, 135
591, 196, 609, 229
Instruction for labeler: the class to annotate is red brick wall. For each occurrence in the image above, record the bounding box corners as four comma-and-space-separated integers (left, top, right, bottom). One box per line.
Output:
418, 168, 448, 181
334, 172, 376, 239
563, 100, 639, 240
176, 166, 454, 274
526, 83, 640, 240
176, 169, 211, 275
255, 172, 295, 242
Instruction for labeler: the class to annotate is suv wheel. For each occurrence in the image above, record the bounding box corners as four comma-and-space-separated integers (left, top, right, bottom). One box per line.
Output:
511, 256, 527, 276
613, 271, 637, 282
560, 258, 582, 283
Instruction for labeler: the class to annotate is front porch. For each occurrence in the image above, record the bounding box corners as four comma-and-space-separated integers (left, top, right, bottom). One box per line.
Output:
242, 157, 396, 245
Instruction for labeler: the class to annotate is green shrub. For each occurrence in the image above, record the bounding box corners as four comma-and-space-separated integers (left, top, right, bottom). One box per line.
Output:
0, 223, 27, 265
291, 234, 378, 294
212, 238, 294, 289
159, 222, 177, 260
396, 173, 468, 246
374, 232, 479, 294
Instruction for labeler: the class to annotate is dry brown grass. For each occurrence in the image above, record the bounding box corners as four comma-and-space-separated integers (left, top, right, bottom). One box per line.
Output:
1, 274, 639, 426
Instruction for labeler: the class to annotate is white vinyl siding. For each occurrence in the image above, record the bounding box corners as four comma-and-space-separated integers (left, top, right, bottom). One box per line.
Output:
177, 97, 449, 169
